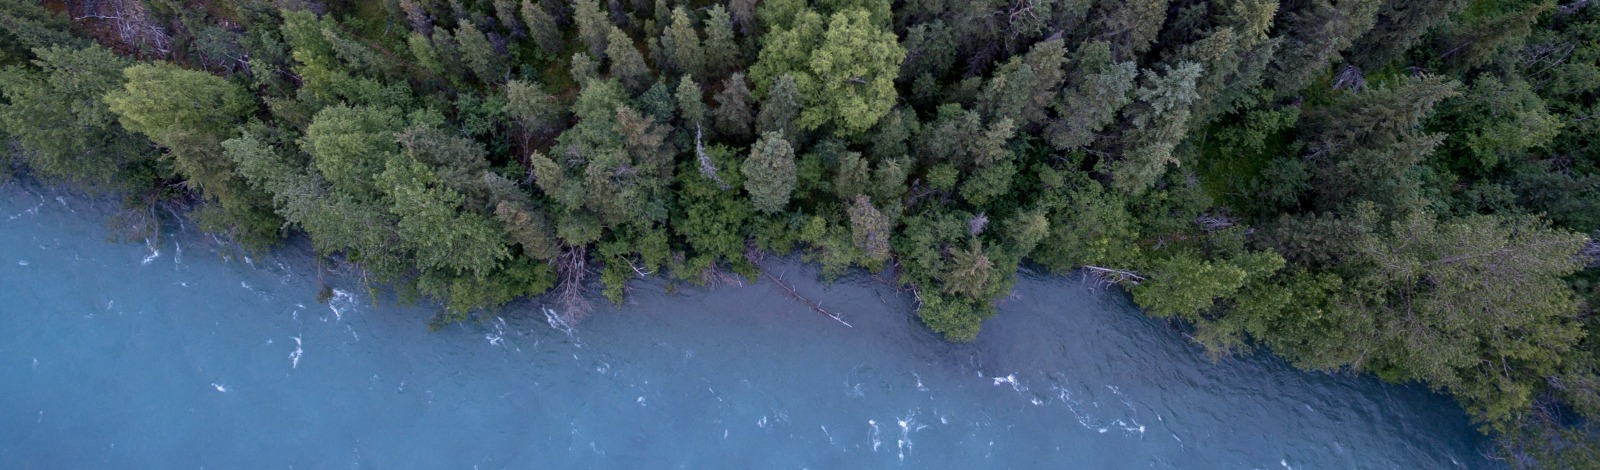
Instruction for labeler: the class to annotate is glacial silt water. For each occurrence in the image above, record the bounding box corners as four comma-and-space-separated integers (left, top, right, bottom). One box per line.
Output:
0, 183, 1489, 468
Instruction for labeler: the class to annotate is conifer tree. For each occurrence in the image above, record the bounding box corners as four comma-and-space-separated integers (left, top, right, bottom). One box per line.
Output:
573, 0, 610, 58
1349, 0, 1466, 70
1109, 62, 1204, 195
521, 0, 563, 56
741, 131, 797, 214
1267, 0, 1380, 95
979, 38, 1067, 130
1046, 41, 1137, 151
1095, 0, 1170, 58
675, 75, 706, 127
0, 45, 146, 187
712, 72, 754, 139
505, 79, 563, 135
756, 74, 801, 141
606, 25, 652, 91
661, 6, 705, 80
455, 20, 506, 83
702, 5, 740, 78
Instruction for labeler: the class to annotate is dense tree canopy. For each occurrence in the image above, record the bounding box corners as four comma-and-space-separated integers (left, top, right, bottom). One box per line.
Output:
3, 1, 1598, 464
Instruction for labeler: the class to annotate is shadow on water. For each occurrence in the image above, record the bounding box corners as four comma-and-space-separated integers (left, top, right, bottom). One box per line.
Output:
0, 181, 1493, 468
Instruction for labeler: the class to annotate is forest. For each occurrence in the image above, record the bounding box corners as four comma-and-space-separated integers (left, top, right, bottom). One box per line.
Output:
1, 0, 1597, 465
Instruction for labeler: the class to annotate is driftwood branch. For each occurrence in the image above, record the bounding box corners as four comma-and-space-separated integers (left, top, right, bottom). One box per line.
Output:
1083, 265, 1146, 285
746, 245, 851, 327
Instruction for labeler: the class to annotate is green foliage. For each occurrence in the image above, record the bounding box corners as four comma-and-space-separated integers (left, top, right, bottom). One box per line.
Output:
521, 0, 563, 57
661, 7, 705, 80
504, 79, 564, 134
741, 132, 797, 214
750, 8, 905, 136
13, 2, 1600, 460
0, 45, 149, 188
605, 26, 651, 91
713, 73, 754, 139
755, 74, 801, 141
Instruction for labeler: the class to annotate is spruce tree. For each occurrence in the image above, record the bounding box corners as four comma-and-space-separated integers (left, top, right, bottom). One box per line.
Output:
712, 72, 754, 139
521, 0, 563, 57
741, 131, 797, 214
702, 5, 740, 78
661, 6, 705, 80
756, 74, 801, 141
606, 25, 652, 91
675, 75, 706, 127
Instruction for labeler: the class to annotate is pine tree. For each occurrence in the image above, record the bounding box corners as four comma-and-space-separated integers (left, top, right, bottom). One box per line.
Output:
521, 0, 563, 57
0, 45, 147, 187
979, 38, 1067, 130
504, 79, 564, 135
712, 72, 754, 139
756, 74, 800, 141
1349, 0, 1466, 70
1095, 0, 1170, 58
702, 5, 740, 78
1046, 40, 1137, 151
455, 20, 506, 83
1109, 62, 1204, 195
573, 0, 610, 58
1267, 0, 1381, 95
570, 52, 598, 83
741, 131, 797, 213
606, 25, 652, 91
847, 195, 891, 267
105, 62, 256, 205
675, 75, 706, 127
661, 6, 705, 80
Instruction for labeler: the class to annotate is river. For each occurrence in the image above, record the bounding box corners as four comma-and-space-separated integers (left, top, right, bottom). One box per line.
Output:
0, 181, 1490, 468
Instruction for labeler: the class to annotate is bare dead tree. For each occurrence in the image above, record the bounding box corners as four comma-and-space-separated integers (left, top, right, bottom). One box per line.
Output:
1333, 65, 1366, 91
1558, 0, 1592, 16
553, 245, 592, 322
696, 124, 729, 190
967, 212, 989, 236
1581, 234, 1599, 268
1083, 265, 1146, 286
70, 0, 172, 57
1195, 212, 1236, 232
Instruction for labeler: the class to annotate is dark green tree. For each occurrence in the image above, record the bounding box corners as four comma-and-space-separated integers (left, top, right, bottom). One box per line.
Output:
741, 131, 797, 214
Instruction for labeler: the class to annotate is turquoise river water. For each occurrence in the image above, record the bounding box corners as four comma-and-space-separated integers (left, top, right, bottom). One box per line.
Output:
0, 182, 1491, 468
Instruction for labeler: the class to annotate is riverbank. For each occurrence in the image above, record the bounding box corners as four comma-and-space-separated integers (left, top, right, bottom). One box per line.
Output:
0, 180, 1491, 468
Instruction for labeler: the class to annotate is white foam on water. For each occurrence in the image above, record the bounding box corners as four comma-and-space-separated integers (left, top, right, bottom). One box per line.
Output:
17, 260, 27, 266
543, 307, 579, 342
211, 383, 228, 393
8, 202, 42, 220
896, 412, 916, 462
486, 317, 508, 347
32, 357, 38, 368
289, 336, 303, 369
868, 419, 881, 452
327, 289, 356, 322
140, 239, 160, 265
636, 396, 645, 406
